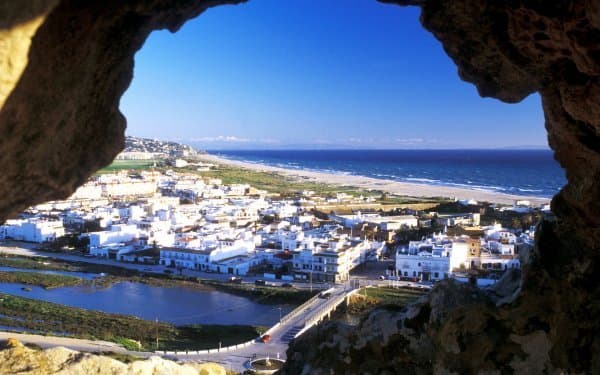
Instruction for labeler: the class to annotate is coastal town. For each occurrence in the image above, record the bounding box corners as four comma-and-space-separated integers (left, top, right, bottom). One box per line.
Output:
0, 138, 556, 372
0, 139, 549, 288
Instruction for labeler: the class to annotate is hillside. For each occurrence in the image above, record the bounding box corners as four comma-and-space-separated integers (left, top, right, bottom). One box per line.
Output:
123, 136, 202, 158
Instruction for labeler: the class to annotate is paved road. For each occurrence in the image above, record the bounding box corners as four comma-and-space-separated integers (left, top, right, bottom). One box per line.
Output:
177, 282, 356, 373
0, 282, 358, 373
0, 241, 430, 372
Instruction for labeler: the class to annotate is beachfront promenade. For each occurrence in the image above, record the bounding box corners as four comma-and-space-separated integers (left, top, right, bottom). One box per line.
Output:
171, 282, 359, 372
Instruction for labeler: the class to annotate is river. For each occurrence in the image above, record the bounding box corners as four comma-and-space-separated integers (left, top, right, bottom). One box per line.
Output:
0, 275, 295, 326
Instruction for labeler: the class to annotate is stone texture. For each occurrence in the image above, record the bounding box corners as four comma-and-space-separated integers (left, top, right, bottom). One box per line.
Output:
0, 0, 598, 373
0, 339, 226, 375
285, 1, 600, 373
0, 0, 247, 221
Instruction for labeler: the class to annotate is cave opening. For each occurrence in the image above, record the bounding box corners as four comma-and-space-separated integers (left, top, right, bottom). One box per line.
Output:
0, 0, 597, 372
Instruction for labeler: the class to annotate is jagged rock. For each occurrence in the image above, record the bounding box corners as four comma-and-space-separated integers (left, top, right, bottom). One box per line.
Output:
0, 0, 598, 373
283, 1, 599, 372
0, 339, 226, 375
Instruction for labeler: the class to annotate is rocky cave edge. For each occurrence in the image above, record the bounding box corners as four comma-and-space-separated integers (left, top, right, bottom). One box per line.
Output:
0, 0, 598, 373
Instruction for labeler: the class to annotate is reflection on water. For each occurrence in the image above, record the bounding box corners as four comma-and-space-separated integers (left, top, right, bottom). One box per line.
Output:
0, 281, 294, 326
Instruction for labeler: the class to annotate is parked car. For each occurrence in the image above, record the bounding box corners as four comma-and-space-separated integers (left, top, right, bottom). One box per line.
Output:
163, 269, 173, 274
229, 277, 243, 284
260, 334, 271, 343
379, 275, 386, 280
281, 282, 293, 288
318, 291, 331, 299
255, 279, 266, 286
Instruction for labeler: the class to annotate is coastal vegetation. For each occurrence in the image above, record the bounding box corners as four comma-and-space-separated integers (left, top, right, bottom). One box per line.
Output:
0, 271, 82, 289
186, 163, 447, 209
0, 293, 264, 351
203, 279, 317, 304
159, 324, 267, 351
346, 287, 426, 316
427, 200, 547, 230
194, 164, 366, 197
0, 255, 80, 272
0, 254, 138, 277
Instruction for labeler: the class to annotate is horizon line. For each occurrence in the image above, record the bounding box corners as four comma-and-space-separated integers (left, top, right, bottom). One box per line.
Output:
202, 147, 552, 151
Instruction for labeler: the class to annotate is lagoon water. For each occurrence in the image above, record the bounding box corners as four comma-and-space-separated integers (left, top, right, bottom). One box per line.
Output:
0, 281, 294, 326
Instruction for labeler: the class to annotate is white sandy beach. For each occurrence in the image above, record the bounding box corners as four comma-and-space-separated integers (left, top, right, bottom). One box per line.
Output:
198, 153, 552, 206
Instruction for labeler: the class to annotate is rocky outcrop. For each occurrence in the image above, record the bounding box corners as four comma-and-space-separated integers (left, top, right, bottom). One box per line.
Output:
0, 0, 247, 221
0, 0, 598, 373
284, 2, 599, 372
0, 338, 226, 375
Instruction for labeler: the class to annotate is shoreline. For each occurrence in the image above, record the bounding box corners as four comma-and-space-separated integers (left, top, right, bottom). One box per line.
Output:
198, 153, 553, 206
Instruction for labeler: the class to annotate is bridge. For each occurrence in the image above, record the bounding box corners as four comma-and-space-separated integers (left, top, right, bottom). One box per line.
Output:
165, 282, 360, 372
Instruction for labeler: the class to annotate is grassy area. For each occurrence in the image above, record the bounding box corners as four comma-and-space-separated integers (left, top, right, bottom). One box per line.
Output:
0, 292, 175, 350
0, 255, 139, 277
0, 271, 82, 289
158, 324, 267, 351
0, 293, 264, 351
0, 255, 79, 272
186, 164, 372, 197
187, 163, 449, 206
94, 274, 214, 291
347, 287, 426, 315
96, 160, 159, 173
202, 280, 318, 304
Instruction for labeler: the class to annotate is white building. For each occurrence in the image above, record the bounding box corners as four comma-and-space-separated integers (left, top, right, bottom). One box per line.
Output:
396, 249, 451, 281
88, 224, 141, 253
0, 219, 65, 243
159, 248, 208, 269
364, 215, 419, 231
102, 180, 157, 198
291, 237, 369, 283
174, 159, 189, 168
68, 182, 103, 200
159, 239, 256, 272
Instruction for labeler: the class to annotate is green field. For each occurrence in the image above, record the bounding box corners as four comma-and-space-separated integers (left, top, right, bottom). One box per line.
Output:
97, 159, 159, 173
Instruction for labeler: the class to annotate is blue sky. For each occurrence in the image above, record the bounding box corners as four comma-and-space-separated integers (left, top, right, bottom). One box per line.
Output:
120, 0, 548, 150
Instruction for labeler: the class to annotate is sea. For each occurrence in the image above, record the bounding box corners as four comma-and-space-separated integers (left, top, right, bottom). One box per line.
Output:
208, 149, 566, 199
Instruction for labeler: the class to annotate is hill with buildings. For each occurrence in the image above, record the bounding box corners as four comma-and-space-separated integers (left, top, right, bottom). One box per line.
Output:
120, 136, 202, 160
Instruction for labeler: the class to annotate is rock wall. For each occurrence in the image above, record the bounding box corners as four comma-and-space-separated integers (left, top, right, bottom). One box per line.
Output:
0, 0, 598, 373
284, 1, 600, 373
0, 0, 246, 221
0, 338, 227, 375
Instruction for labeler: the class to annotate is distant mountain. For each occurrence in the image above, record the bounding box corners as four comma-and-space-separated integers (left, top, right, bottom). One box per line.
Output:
124, 136, 203, 157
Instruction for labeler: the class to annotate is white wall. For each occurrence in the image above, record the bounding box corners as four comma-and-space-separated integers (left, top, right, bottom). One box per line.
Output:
450, 242, 469, 271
